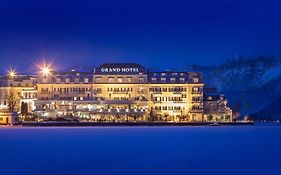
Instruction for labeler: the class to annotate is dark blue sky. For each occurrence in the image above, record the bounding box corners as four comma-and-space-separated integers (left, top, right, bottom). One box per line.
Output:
0, 0, 281, 73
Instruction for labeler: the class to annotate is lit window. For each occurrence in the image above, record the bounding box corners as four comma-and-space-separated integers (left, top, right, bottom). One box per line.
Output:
180, 78, 185, 83
117, 77, 123, 83
192, 87, 199, 92
74, 78, 79, 83
161, 78, 166, 83
65, 78, 70, 83
139, 77, 144, 83
95, 78, 101, 83
84, 78, 89, 83
126, 77, 132, 82
193, 78, 199, 83
109, 77, 114, 82
56, 78, 61, 83
170, 78, 176, 83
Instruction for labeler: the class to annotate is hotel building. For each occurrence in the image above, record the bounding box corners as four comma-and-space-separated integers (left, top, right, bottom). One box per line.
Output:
0, 63, 232, 122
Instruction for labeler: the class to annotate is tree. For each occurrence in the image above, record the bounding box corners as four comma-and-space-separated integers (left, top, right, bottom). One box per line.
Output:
21, 102, 29, 116
207, 114, 213, 122
7, 90, 17, 112
149, 108, 156, 122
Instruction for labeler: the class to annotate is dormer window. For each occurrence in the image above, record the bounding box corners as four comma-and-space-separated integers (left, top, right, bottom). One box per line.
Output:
151, 78, 157, 83
193, 78, 199, 83
42, 78, 47, 83
95, 77, 101, 83
126, 77, 132, 82
170, 78, 176, 83
180, 78, 185, 83
117, 77, 123, 83
139, 77, 144, 83
109, 77, 114, 82
84, 78, 89, 83
74, 78, 79, 83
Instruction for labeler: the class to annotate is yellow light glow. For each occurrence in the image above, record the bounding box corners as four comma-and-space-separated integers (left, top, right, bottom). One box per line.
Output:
8, 69, 16, 78
42, 66, 50, 76
39, 63, 53, 76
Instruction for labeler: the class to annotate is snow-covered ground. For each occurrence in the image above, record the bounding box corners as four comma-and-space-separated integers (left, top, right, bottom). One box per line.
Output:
0, 126, 281, 175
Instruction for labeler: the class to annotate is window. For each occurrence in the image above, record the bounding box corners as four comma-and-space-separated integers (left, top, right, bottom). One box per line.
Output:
155, 106, 161, 110
139, 77, 144, 83
95, 78, 101, 83
109, 77, 114, 82
180, 78, 185, 83
151, 78, 157, 83
65, 78, 70, 83
170, 78, 176, 83
42, 78, 47, 83
126, 77, 132, 82
56, 78, 61, 83
84, 78, 89, 83
161, 73, 166, 76
96, 88, 102, 93
192, 87, 199, 92
161, 78, 166, 83
193, 78, 199, 83
117, 77, 123, 83
74, 78, 79, 83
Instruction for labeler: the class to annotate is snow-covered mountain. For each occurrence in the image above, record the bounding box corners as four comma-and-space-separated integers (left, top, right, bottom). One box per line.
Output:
188, 56, 281, 115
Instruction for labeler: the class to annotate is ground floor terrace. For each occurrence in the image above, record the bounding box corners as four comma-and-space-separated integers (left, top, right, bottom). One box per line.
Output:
29, 100, 233, 123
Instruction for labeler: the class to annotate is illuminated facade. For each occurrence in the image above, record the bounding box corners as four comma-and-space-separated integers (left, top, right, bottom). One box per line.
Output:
0, 63, 233, 122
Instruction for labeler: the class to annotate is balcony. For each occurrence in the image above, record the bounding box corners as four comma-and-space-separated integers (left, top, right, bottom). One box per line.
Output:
40, 91, 50, 94
173, 91, 183, 94
191, 91, 202, 95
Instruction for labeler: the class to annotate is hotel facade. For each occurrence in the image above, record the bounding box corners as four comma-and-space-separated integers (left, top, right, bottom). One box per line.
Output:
0, 63, 232, 122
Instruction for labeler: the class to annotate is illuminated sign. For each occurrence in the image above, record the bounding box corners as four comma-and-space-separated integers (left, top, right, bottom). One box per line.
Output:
100, 67, 139, 73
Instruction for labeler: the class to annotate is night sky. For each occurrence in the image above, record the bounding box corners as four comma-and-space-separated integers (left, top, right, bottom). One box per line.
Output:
0, 0, 281, 73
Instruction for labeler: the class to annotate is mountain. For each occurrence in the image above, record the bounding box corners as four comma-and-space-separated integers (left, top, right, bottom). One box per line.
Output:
188, 56, 281, 116
251, 94, 281, 121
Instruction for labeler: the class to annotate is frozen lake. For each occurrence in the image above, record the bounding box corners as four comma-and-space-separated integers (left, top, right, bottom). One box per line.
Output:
1, 126, 281, 175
